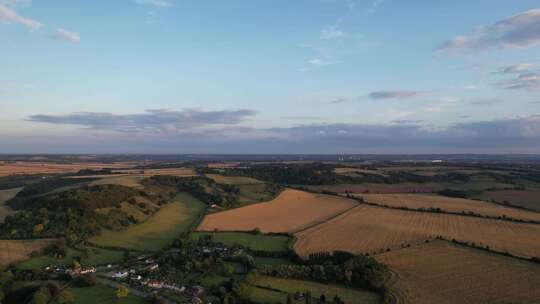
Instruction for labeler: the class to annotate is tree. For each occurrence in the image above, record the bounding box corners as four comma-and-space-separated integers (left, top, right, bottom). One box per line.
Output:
286, 293, 294, 304
116, 285, 129, 299
305, 291, 312, 304
57, 290, 75, 304
31, 288, 51, 304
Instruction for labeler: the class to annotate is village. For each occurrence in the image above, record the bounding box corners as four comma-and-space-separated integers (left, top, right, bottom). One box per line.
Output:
40, 241, 248, 304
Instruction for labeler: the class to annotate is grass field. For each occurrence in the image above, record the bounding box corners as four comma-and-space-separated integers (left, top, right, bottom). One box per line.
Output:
247, 275, 381, 304
306, 183, 444, 194
236, 184, 279, 204
254, 257, 295, 267
90, 193, 205, 251
198, 189, 357, 233
0, 187, 21, 221
192, 232, 291, 252
360, 193, 540, 222
377, 240, 540, 304
0, 239, 58, 266
478, 190, 540, 211
206, 174, 264, 185
294, 205, 540, 258
90, 176, 144, 189
70, 284, 146, 304
17, 247, 124, 269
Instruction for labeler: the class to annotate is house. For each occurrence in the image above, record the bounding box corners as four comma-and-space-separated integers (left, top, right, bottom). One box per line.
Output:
113, 271, 129, 279
147, 280, 163, 289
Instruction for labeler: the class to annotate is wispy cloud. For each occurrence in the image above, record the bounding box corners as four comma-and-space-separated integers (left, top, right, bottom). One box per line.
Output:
28, 109, 257, 133
437, 8, 540, 52
469, 98, 503, 106
50, 28, 80, 43
134, 0, 172, 7
493, 63, 533, 74
320, 26, 346, 40
308, 58, 339, 66
368, 90, 427, 100
496, 70, 540, 91
366, 0, 385, 15
0, 3, 41, 29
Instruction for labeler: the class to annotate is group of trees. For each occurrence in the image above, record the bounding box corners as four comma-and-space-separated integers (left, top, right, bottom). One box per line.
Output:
222, 164, 473, 186
259, 251, 390, 293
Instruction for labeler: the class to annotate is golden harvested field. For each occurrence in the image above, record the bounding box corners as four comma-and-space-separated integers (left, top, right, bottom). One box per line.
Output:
0, 187, 21, 221
294, 205, 540, 258
198, 189, 358, 233
0, 239, 58, 266
207, 162, 241, 169
0, 161, 134, 176
66, 168, 196, 179
377, 240, 540, 304
361, 194, 540, 222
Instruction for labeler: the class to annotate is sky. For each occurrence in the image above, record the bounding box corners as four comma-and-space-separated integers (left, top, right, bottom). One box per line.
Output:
1, 0, 540, 154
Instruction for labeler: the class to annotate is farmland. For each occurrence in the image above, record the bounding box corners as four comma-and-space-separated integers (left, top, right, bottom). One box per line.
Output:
246, 275, 381, 304
377, 240, 540, 304
294, 205, 540, 258
478, 190, 540, 211
360, 193, 540, 222
90, 193, 205, 251
191, 232, 291, 252
0, 187, 21, 221
0, 239, 58, 266
0, 161, 134, 176
197, 189, 358, 233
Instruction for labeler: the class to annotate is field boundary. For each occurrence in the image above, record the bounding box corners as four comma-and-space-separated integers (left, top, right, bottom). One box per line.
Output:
291, 203, 363, 235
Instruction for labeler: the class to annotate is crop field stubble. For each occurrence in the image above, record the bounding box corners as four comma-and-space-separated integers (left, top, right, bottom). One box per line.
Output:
293, 204, 540, 258
376, 240, 540, 304
197, 189, 358, 233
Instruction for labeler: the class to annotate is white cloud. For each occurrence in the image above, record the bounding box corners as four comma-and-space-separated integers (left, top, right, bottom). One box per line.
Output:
320, 26, 346, 39
438, 8, 540, 52
50, 28, 80, 43
134, 0, 172, 7
0, 3, 41, 29
308, 58, 339, 66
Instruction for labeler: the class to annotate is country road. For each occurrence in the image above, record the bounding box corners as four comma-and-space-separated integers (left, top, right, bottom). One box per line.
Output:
96, 277, 177, 304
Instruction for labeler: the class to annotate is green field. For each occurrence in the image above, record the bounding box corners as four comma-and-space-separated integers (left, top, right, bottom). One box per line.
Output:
0, 187, 21, 221
69, 284, 147, 304
192, 232, 291, 252
247, 276, 381, 304
17, 247, 124, 270
254, 257, 295, 267
476, 190, 540, 211
90, 193, 205, 251
206, 174, 264, 185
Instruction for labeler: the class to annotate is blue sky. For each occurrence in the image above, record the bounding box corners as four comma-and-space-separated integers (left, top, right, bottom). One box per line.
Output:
1, 0, 540, 153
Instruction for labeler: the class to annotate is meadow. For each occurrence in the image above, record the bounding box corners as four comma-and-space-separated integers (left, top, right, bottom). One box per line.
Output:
197, 189, 357, 233
0, 187, 21, 221
360, 193, 540, 222
191, 232, 291, 252
0, 239, 58, 266
294, 205, 540, 258
247, 275, 381, 304
69, 284, 146, 304
17, 247, 124, 269
377, 240, 540, 304
478, 190, 540, 211
90, 193, 205, 251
